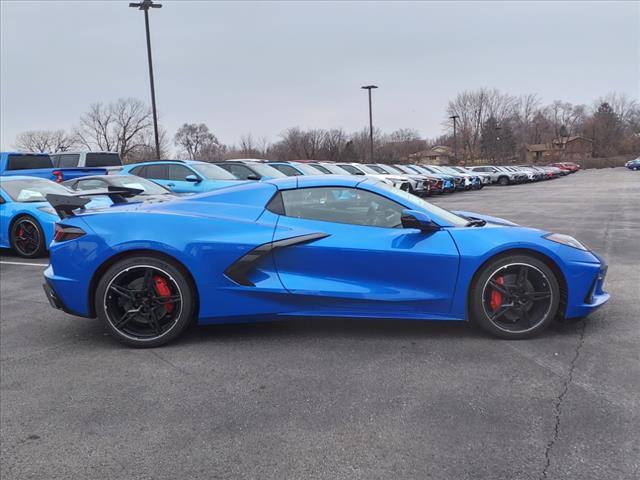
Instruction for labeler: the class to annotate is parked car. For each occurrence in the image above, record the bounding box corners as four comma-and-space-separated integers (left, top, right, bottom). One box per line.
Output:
447, 166, 486, 188
121, 160, 245, 194
1, 152, 107, 183
625, 158, 640, 170
333, 162, 414, 192
405, 165, 456, 193
51, 151, 123, 174
0, 176, 105, 257
550, 162, 580, 173
62, 175, 176, 201
422, 165, 467, 190
44, 175, 609, 347
213, 160, 287, 181
363, 164, 431, 196
390, 164, 446, 194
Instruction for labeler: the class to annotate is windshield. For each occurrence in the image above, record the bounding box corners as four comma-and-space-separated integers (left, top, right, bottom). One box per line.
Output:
192, 163, 238, 180
366, 165, 387, 174
107, 176, 169, 195
293, 164, 324, 175
308, 163, 331, 174
353, 164, 379, 175
6, 154, 53, 170
85, 153, 122, 167
337, 164, 364, 175
375, 182, 469, 227
1, 178, 70, 202
246, 163, 287, 178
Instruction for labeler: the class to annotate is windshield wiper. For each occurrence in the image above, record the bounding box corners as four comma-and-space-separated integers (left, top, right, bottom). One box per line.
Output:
465, 218, 487, 227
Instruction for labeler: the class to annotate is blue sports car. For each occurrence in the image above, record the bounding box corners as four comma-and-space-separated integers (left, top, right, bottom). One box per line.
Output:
0, 176, 68, 257
43, 176, 609, 347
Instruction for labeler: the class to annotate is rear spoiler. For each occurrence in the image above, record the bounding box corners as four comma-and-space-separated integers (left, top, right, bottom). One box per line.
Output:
46, 186, 143, 219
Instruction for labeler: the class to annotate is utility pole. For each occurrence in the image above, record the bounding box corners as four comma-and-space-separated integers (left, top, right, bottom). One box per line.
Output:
129, 0, 163, 160
449, 114, 459, 164
361, 85, 378, 162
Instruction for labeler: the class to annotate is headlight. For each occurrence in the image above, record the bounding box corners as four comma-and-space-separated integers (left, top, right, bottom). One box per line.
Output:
544, 233, 589, 251
38, 206, 57, 216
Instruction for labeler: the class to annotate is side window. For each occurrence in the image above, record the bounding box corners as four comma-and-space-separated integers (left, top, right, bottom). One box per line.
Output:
130, 165, 147, 177
271, 164, 302, 176
57, 154, 80, 168
76, 179, 108, 190
227, 164, 255, 180
168, 165, 195, 181
280, 187, 404, 228
51, 155, 61, 167
145, 164, 169, 180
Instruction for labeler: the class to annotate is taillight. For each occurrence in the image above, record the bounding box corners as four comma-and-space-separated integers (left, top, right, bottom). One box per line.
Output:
53, 224, 86, 242
52, 170, 64, 183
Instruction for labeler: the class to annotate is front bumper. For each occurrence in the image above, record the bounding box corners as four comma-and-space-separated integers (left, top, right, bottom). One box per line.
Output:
564, 255, 610, 319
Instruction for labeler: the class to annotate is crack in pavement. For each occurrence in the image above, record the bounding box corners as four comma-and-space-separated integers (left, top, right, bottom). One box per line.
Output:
540, 320, 587, 480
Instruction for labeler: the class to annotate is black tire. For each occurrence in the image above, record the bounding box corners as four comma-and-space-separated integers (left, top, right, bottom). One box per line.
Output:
10, 215, 46, 258
95, 255, 196, 347
497, 176, 510, 186
469, 254, 560, 339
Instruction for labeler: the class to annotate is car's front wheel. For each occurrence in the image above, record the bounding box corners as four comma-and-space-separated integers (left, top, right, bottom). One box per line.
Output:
469, 255, 560, 339
10, 215, 46, 258
95, 255, 196, 347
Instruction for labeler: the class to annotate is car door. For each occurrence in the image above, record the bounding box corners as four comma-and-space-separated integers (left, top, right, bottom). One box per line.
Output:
167, 165, 203, 193
0, 190, 9, 248
271, 186, 460, 318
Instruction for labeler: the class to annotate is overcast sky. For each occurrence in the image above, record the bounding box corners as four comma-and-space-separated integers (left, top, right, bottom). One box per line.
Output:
1, 0, 638, 150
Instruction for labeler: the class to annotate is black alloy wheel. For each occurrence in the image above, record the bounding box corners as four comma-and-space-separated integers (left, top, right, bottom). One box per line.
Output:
10, 216, 46, 258
498, 176, 510, 186
470, 255, 560, 339
96, 256, 196, 347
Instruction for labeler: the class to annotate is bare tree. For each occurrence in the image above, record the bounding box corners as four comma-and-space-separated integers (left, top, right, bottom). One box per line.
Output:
322, 128, 349, 161
74, 98, 153, 159
174, 123, 222, 160
126, 127, 171, 163
13, 129, 77, 153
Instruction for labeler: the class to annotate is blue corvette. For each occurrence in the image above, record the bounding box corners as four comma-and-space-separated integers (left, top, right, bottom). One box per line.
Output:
0, 176, 69, 257
43, 176, 609, 347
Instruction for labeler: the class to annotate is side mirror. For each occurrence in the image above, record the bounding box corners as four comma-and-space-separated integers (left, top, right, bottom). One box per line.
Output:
401, 209, 439, 231
246, 174, 261, 181
185, 174, 201, 183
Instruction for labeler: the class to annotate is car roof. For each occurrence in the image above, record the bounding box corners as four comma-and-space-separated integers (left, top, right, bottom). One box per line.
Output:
264, 175, 365, 190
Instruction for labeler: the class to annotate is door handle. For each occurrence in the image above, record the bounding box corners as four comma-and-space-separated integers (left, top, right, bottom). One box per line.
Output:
167, 183, 175, 187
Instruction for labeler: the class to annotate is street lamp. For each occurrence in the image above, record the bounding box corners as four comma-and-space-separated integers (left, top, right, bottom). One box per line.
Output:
361, 85, 378, 162
129, 0, 162, 160
449, 115, 459, 164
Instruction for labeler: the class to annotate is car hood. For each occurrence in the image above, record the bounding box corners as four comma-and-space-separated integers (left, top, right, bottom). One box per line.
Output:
452, 210, 520, 227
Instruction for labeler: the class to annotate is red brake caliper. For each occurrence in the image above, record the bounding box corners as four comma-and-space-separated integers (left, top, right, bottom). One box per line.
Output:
490, 276, 504, 311
153, 276, 175, 313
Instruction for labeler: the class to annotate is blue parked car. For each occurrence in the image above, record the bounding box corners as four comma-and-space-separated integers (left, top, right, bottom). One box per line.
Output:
43, 175, 609, 347
121, 160, 245, 194
0, 176, 113, 257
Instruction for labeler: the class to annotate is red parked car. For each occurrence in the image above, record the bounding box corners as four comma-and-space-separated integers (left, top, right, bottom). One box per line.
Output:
550, 162, 581, 173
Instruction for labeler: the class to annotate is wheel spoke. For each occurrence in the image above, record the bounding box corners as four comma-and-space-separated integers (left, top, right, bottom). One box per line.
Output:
526, 291, 551, 301
490, 305, 512, 321
115, 309, 139, 328
148, 310, 163, 336
488, 279, 509, 296
143, 268, 154, 294
109, 284, 135, 300
517, 266, 528, 288
520, 307, 532, 326
151, 294, 181, 306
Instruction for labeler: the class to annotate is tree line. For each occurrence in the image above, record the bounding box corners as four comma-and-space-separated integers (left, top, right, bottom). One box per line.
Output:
12, 90, 640, 164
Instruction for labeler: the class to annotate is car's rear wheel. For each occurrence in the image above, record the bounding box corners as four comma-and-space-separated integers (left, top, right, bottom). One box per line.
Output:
95, 256, 196, 347
469, 255, 560, 339
497, 176, 510, 186
10, 216, 46, 258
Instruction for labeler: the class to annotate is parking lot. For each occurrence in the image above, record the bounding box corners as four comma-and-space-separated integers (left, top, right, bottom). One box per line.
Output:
1, 168, 638, 480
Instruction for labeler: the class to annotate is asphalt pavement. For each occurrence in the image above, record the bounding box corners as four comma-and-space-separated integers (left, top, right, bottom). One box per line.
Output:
1, 168, 638, 480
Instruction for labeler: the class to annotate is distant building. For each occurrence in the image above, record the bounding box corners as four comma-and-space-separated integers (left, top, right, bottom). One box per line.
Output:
525, 135, 593, 163
407, 145, 453, 165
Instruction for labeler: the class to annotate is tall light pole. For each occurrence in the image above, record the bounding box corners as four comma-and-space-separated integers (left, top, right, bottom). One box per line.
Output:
129, 0, 162, 160
449, 114, 459, 164
361, 85, 378, 162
